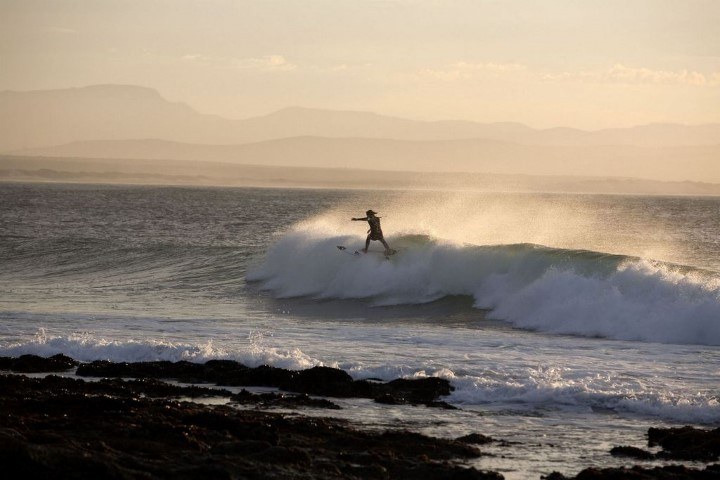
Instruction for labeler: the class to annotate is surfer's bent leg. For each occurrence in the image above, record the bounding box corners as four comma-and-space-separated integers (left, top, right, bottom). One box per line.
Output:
363, 235, 371, 253
380, 238, 390, 251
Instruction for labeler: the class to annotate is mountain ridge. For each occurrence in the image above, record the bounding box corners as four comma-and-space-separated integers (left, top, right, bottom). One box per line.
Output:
2, 84, 719, 152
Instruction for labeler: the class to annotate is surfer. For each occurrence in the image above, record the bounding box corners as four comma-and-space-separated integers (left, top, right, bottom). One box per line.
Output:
351, 210, 391, 253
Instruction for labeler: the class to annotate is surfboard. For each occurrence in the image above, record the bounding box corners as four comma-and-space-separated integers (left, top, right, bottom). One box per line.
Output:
336, 246, 397, 258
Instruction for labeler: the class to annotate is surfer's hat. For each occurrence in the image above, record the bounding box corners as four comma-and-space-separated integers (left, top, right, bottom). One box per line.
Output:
366, 210, 378, 215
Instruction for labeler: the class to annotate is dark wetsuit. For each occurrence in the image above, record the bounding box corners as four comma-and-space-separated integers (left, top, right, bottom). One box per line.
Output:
354, 214, 390, 251
366, 216, 383, 240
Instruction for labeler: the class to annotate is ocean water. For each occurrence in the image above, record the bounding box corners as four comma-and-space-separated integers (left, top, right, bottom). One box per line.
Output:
1, 182, 719, 478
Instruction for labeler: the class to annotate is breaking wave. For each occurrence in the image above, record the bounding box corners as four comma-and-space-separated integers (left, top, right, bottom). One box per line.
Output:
248, 231, 720, 346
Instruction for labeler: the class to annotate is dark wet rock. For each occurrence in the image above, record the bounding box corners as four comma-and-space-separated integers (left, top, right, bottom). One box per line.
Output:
100, 377, 234, 399
0, 373, 499, 480
341, 463, 390, 479
293, 365, 352, 388
384, 377, 453, 402
76, 358, 455, 407
389, 464, 504, 480
76, 359, 208, 382
541, 471, 578, 479
231, 389, 342, 409
544, 464, 720, 479
457, 433, 495, 445
610, 445, 655, 460
375, 393, 403, 405
602, 427, 720, 466
0, 353, 78, 373
0, 373, 231, 401
427, 400, 459, 410
648, 426, 720, 461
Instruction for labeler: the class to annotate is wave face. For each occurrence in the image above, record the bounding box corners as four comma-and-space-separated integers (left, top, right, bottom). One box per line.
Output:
248, 232, 720, 345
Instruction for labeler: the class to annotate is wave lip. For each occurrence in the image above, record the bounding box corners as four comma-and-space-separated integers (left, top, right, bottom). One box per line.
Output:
248, 232, 720, 346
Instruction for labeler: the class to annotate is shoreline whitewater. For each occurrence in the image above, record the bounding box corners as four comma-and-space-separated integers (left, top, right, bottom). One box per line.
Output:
1, 355, 718, 479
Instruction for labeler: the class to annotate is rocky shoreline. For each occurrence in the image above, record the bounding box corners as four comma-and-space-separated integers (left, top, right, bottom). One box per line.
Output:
1, 354, 718, 479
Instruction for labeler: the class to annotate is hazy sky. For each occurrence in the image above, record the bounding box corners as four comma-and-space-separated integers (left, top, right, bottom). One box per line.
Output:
2, 0, 719, 129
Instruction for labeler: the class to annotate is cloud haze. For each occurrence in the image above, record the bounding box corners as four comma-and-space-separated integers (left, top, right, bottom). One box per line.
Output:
1, 0, 718, 129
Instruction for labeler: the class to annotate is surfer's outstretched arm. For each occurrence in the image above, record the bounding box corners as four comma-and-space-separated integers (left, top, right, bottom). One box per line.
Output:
351, 217, 368, 221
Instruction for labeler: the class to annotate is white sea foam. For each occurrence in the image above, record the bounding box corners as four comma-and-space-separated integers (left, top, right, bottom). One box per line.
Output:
488, 260, 720, 345
3, 330, 718, 424
0, 329, 322, 371
447, 372, 720, 424
247, 230, 720, 345
0, 329, 226, 362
